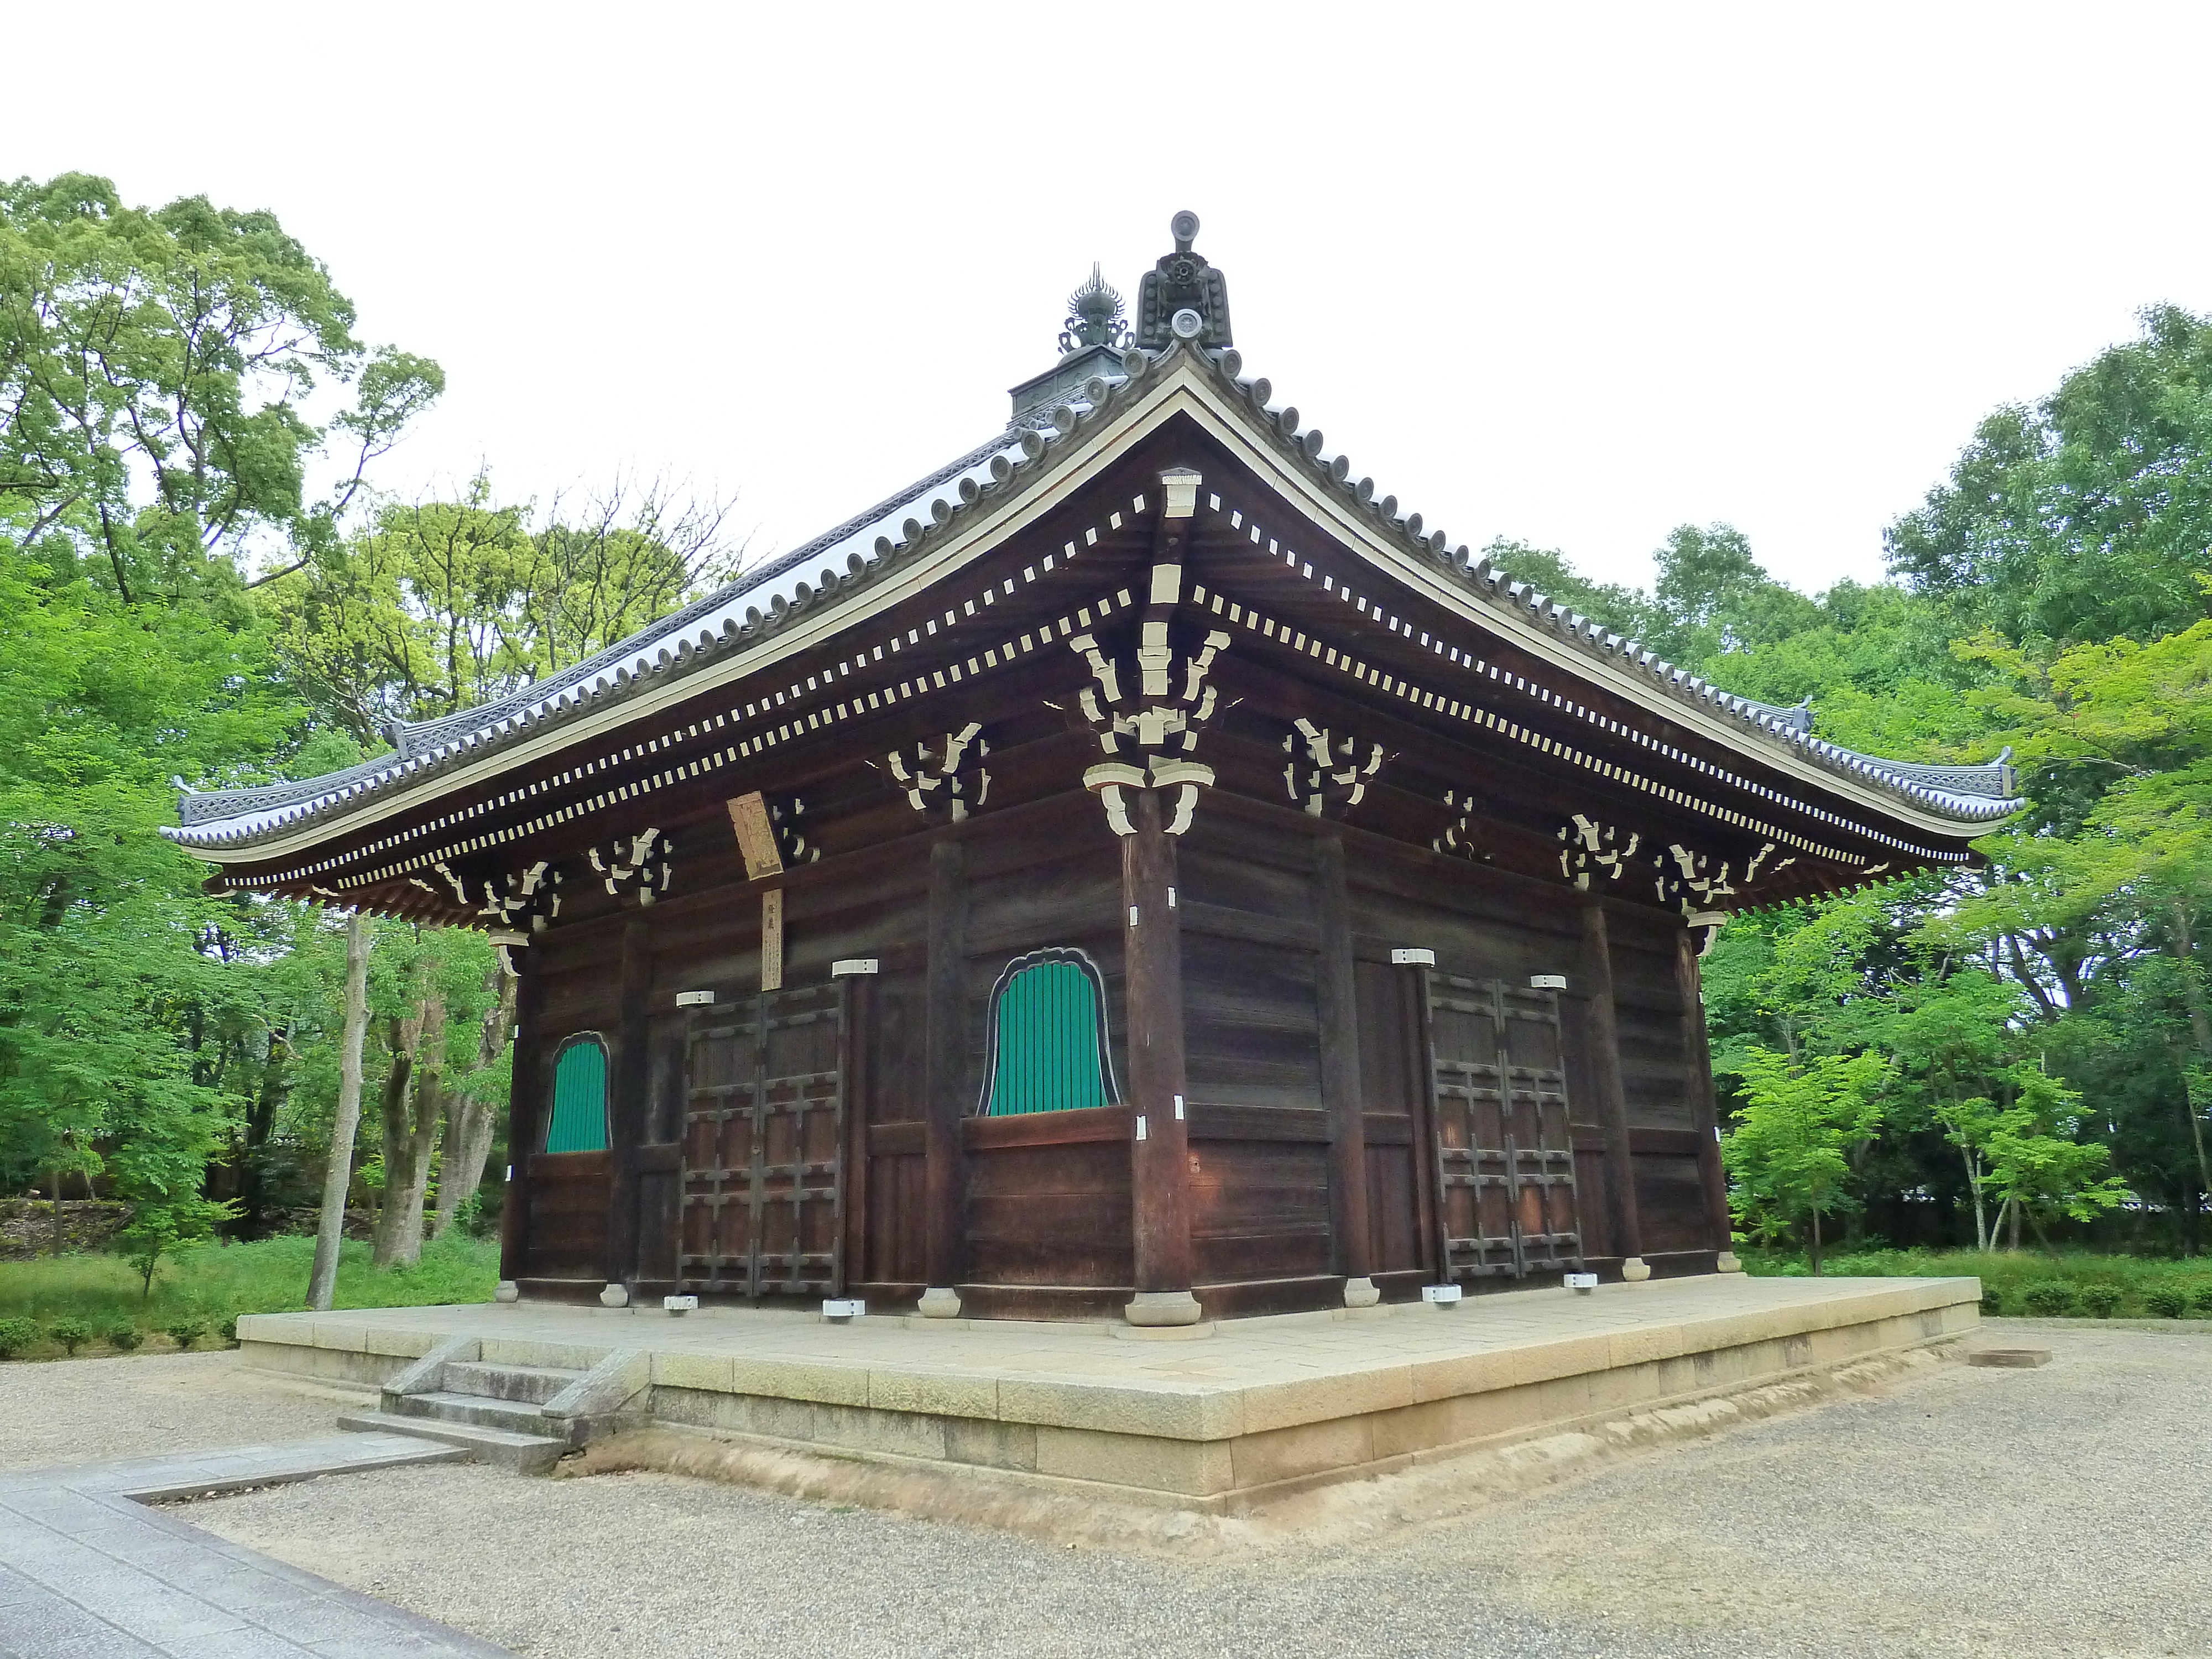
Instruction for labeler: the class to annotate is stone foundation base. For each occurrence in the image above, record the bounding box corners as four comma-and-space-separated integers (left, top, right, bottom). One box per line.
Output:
238, 1275, 1980, 1509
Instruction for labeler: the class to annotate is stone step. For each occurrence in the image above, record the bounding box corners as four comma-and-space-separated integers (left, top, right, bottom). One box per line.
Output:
337, 1409, 567, 1474
441, 1360, 586, 1405
388, 1390, 557, 1437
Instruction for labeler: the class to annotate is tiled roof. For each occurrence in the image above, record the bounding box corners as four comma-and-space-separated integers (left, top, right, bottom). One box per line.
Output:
169, 339, 2017, 851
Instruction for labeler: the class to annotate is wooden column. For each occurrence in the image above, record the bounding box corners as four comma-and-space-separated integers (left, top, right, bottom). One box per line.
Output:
839, 972, 874, 1293
604, 917, 651, 1293
1405, 962, 1445, 1284
1314, 833, 1374, 1298
1676, 926, 1736, 1264
498, 950, 547, 1287
921, 836, 968, 1300
1124, 786, 1196, 1317
1579, 899, 1646, 1276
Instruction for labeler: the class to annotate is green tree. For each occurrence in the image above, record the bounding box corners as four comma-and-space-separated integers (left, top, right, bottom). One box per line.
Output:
1887, 304, 2212, 649
264, 472, 742, 745
0, 174, 439, 1252
1722, 1048, 1888, 1272
1, 171, 441, 596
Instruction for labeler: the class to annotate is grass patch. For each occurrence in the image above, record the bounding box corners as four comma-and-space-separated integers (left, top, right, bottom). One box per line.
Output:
1739, 1245, 2212, 1317
0, 1233, 499, 1359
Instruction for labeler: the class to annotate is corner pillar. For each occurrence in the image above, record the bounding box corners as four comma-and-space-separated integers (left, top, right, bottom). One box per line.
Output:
1067, 463, 1216, 1326
1123, 786, 1198, 1324
498, 947, 547, 1294
1675, 923, 1739, 1270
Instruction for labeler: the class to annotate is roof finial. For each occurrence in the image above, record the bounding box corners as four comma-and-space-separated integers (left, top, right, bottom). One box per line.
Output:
1059, 264, 1129, 354
1136, 210, 1232, 348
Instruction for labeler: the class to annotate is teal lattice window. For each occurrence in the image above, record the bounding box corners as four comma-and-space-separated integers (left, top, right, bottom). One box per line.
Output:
978, 950, 1117, 1116
544, 1035, 609, 1152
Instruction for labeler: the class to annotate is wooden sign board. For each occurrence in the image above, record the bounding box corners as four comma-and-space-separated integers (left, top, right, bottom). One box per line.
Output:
726, 792, 784, 880
761, 888, 784, 992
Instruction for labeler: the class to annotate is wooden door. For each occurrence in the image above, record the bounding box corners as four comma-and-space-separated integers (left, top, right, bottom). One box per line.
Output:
1421, 972, 1584, 1281
679, 980, 847, 1298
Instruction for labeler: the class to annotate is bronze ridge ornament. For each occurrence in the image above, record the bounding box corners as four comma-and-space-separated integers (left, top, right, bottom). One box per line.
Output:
1135, 210, 1233, 349
1059, 265, 1130, 354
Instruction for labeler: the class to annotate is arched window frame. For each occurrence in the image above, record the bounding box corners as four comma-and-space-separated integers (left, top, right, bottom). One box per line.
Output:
544, 1032, 611, 1154
975, 947, 1119, 1117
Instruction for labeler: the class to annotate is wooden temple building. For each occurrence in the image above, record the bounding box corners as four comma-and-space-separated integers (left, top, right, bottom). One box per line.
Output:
171, 214, 2016, 1324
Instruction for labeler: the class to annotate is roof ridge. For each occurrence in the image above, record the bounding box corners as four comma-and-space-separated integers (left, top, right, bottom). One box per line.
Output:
170, 337, 2015, 849
168, 349, 1164, 845
1183, 346, 2017, 818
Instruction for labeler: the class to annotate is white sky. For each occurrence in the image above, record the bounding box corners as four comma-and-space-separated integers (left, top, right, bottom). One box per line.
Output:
10, 2, 2210, 596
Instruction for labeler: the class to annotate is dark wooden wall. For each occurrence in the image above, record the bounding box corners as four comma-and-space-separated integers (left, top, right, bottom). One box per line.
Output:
1175, 793, 1724, 1302
501, 776, 1724, 1309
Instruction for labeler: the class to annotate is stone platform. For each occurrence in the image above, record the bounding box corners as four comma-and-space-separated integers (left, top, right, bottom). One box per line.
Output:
239, 1274, 1979, 1511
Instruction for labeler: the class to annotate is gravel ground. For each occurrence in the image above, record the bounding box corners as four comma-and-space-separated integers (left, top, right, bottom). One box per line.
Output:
0, 1350, 348, 1472
163, 1324, 2210, 1659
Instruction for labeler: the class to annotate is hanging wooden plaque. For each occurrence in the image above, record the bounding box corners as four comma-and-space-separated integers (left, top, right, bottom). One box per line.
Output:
761, 888, 785, 992
726, 792, 784, 880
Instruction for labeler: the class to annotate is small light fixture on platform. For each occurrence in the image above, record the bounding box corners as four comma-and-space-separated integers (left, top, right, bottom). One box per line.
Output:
1565, 1271, 1599, 1295
1530, 973, 1568, 990
1422, 1284, 1463, 1307
675, 990, 714, 1008
831, 958, 879, 977
664, 1295, 698, 1316
822, 1298, 866, 1324
1391, 947, 1436, 966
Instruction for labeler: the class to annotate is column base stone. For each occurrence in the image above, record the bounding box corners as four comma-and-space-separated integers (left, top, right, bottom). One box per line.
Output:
1342, 1276, 1382, 1308
598, 1283, 630, 1308
493, 1281, 521, 1303
1125, 1290, 1204, 1327
1620, 1256, 1652, 1283
916, 1287, 963, 1319
1716, 1251, 1744, 1274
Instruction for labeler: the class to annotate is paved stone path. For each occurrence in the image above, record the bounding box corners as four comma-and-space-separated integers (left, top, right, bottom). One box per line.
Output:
0, 1434, 508, 1658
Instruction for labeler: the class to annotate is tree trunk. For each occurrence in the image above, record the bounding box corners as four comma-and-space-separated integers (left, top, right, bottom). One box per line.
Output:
1963, 1146, 1988, 1253
2182, 1077, 2212, 1226
2169, 905, 2212, 1203
431, 957, 517, 1239
387, 990, 446, 1266
1809, 1205, 1823, 1276
307, 915, 371, 1311
236, 1031, 291, 1240
371, 970, 430, 1269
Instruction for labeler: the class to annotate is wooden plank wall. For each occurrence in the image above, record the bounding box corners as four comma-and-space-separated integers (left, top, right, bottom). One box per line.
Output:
1175, 825, 1334, 1298
957, 796, 1130, 1297
516, 928, 623, 1285
1180, 796, 1719, 1299
509, 776, 1719, 1304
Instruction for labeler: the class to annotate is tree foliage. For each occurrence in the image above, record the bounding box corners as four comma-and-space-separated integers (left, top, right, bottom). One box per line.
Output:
0, 172, 743, 1274
1, 171, 441, 596
1722, 1048, 1887, 1272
